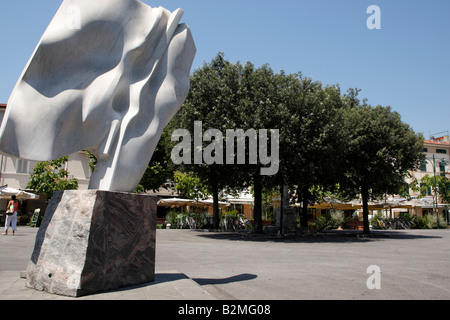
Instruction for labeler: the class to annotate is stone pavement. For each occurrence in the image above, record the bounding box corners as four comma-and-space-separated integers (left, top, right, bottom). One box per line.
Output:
0, 270, 214, 300
1, 226, 450, 300
0, 227, 213, 300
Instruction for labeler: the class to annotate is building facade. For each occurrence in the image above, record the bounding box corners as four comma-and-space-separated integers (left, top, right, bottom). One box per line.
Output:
0, 151, 91, 191
406, 135, 450, 199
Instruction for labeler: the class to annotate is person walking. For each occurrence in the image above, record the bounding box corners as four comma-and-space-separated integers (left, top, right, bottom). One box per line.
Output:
3, 195, 18, 235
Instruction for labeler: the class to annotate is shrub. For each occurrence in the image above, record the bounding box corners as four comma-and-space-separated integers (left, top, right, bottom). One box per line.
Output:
329, 210, 345, 229
424, 214, 448, 229
166, 210, 182, 227
314, 210, 345, 231
412, 215, 426, 229
399, 212, 414, 222
314, 216, 328, 231
221, 209, 238, 220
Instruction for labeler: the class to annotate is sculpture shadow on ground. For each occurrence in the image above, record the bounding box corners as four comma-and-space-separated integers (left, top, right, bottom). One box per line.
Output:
153, 272, 257, 286
193, 229, 443, 244
192, 273, 258, 286
103, 272, 258, 293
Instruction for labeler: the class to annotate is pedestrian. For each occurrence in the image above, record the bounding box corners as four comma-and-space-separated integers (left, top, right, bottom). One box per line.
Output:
3, 195, 18, 235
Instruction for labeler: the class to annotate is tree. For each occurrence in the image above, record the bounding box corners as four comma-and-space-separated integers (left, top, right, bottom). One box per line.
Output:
236, 62, 286, 233
339, 105, 425, 234
172, 53, 285, 232
172, 53, 246, 228
279, 74, 345, 228
27, 156, 78, 199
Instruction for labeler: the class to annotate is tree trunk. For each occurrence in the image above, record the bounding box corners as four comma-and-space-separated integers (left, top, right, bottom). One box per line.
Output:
212, 185, 220, 230
300, 189, 309, 229
361, 184, 371, 235
253, 177, 263, 234
279, 185, 284, 235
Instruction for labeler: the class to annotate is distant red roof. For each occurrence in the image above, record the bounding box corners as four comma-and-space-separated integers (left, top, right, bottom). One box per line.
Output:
425, 137, 450, 146
425, 141, 450, 146
0, 104, 6, 108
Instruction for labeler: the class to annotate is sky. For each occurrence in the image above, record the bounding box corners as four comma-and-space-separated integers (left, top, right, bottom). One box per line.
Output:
0, 0, 449, 138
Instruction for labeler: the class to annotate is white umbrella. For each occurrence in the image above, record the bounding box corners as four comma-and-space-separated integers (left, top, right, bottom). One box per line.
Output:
0, 186, 40, 200
197, 199, 230, 208
157, 198, 195, 207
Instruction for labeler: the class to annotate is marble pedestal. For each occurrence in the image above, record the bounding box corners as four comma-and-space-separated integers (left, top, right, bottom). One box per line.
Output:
276, 207, 297, 234
26, 190, 157, 297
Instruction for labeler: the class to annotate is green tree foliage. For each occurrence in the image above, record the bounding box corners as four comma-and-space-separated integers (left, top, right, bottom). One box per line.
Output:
172, 53, 244, 228
27, 156, 78, 198
173, 54, 293, 232
235, 61, 286, 233
339, 104, 425, 234
173, 171, 210, 200
419, 174, 450, 204
279, 75, 345, 228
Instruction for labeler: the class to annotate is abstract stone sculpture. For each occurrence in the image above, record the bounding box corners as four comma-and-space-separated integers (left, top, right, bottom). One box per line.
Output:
0, 0, 196, 192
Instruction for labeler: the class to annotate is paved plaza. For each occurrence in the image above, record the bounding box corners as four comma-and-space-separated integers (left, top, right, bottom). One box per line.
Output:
0, 226, 449, 300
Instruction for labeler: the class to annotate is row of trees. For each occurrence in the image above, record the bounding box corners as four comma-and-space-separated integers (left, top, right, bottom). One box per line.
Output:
138, 52, 425, 235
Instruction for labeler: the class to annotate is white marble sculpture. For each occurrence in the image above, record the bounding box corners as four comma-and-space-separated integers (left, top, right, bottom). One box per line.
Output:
0, 0, 196, 192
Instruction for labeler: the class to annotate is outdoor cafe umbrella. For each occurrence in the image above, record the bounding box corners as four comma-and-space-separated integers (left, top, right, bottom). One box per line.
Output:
0, 186, 40, 200
197, 199, 229, 209
157, 198, 195, 207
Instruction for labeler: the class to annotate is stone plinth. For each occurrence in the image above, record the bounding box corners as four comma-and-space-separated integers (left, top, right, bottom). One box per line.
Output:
26, 190, 157, 297
276, 207, 297, 233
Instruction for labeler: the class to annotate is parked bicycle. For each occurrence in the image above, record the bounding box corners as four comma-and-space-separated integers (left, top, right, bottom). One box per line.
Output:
218, 214, 252, 231
377, 217, 413, 230
235, 214, 252, 230
220, 216, 234, 231
176, 214, 185, 229
377, 218, 394, 229
186, 214, 197, 229
393, 216, 413, 229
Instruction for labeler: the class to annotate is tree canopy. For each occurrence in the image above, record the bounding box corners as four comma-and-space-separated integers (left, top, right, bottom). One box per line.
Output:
167, 53, 284, 230
138, 52, 425, 234
338, 104, 425, 233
